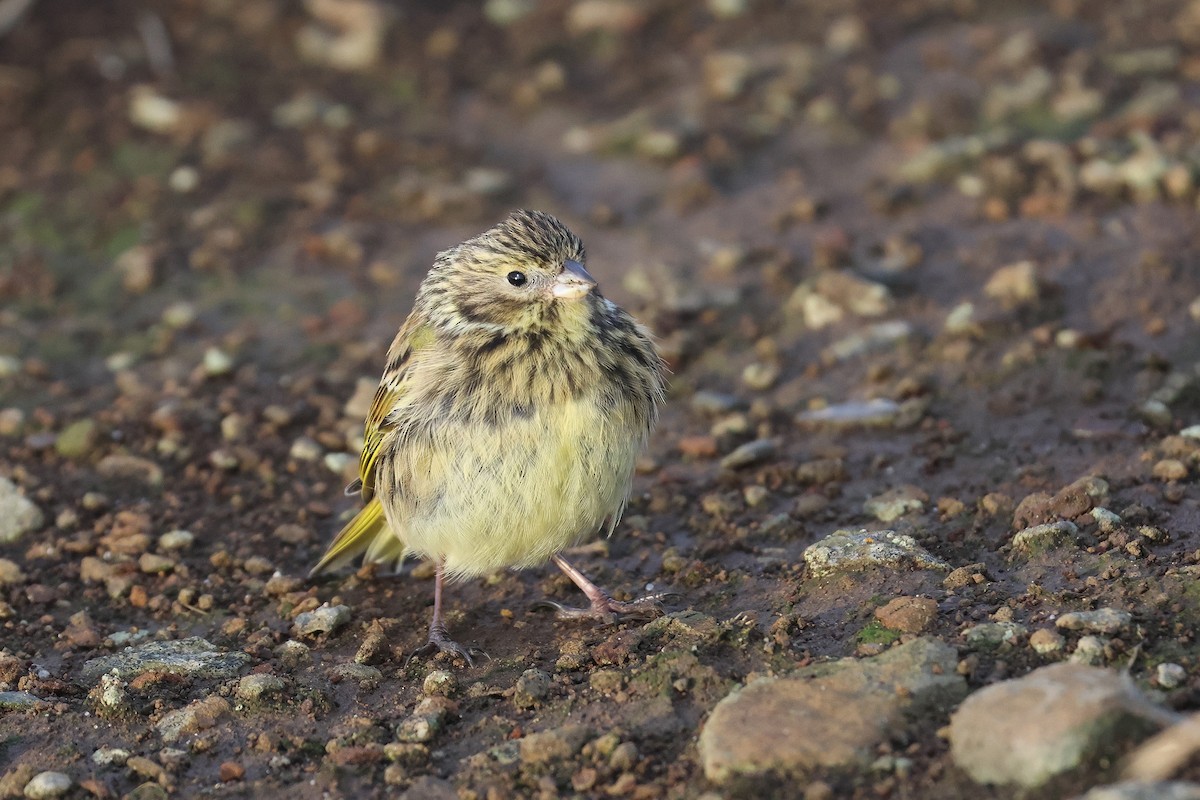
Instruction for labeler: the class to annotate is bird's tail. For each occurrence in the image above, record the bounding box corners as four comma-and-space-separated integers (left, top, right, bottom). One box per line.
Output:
309, 497, 406, 577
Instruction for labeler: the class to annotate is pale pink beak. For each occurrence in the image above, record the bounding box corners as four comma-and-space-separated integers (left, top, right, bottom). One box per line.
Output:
551, 259, 597, 300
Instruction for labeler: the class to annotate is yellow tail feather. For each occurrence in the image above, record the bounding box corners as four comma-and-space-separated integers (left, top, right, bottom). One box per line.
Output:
309, 497, 402, 576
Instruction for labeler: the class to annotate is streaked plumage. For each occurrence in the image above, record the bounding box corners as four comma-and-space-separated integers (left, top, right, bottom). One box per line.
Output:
311, 210, 666, 661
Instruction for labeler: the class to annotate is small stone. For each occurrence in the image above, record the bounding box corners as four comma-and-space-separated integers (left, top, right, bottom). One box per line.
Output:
157, 696, 232, 743
129, 86, 181, 134
1077, 782, 1200, 800
690, 391, 743, 415
984, 260, 1040, 306
795, 458, 845, 485
91, 747, 131, 766
1092, 507, 1123, 534
513, 668, 552, 709
700, 638, 965, 782
863, 486, 927, 522
1030, 628, 1066, 654
96, 454, 164, 487
519, 724, 592, 765
0, 558, 25, 586
0, 478, 44, 543
138, 553, 175, 574
803, 529, 951, 577
964, 621, 1027, 648
720, 438, 777, 470
290, 436, 323, 461
1156, 663, 1187, 690
236, 673, 286, 702
1012, 521, 1079, 555
55, 419, 99, 459
202, 347, 234, 377
874, 596, 937, 633
741, 361, 779, 391
0, 691, 44, 710
329, 662, 382, 688
294, 603, 351, 636
218, 761, 244, 782
81, 636, 250, 681
22, 771, 72, 799
158, 529, 194, 551
1069, 635, 1108, 666
943, 563, 987, 589
949, 663, 1162, 788
796, 398, 902, 429
1152, 459, 1188, 481
1056, 608, 1133, 635
422, 670, 457, 696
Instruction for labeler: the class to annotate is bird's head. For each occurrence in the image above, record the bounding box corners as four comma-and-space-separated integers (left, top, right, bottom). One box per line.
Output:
420, 210, 600, 335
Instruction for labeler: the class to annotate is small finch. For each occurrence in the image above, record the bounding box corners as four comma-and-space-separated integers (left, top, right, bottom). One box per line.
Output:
311, 210, 667, 662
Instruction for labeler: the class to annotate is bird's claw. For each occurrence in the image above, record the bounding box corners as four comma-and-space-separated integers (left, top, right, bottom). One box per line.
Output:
407, 628, 488, 667
533, 593, 670, 623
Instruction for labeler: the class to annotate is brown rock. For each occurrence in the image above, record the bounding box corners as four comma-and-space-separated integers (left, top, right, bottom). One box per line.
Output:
218, 762, 244, 782
875, 596, 938, 633
677, 435, 718, 458
1013, 492, 1054, 529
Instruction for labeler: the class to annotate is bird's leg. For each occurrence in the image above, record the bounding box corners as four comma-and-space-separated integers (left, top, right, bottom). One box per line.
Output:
409, 560, 486, 666
538, 553, 669, 623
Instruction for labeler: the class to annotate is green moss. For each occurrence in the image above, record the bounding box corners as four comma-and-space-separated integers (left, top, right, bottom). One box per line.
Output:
856, 620, 902, 646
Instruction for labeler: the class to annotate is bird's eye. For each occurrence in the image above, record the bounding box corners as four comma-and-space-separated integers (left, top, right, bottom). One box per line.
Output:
506, 271, 527, 287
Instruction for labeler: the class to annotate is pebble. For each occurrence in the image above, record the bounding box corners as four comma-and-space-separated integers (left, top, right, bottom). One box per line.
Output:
1069, 635, 1108, 666
519, 723, 592, 765
157, 696, 232, 743
874, 596, 937, 633
964, 621, 1027, 647
91, 747, 131, 766
1029, 628, 1066, 654
1056, 608, 1133, 636
0, 558, 25, 585
719, 438, 777, 470
949, 663, 1163, 788
1156, 663, 1187, 690
1153, 459, 1188, 481
796, 398, 901, 429
700, 638, 965, 782
0, 691, 44, 710
984, 260, 1040, 306
96, 454, 164, 487
1011, 521, 1079, 555
1077, 782, 1200, 800
55, 419, 98, 459
513, 668, 553, 709
138, 553, 175, 574
129, 86, 181, 134
158, 529, 194, 551
1092, 507, 1123, 534
822, 321, 913, 363
690, 391, 743, 415
294, 603, 351, 636
202, 347, 234, 377
863, 486, 927, 522
795, 457, 845, 485
422, 670, 457, 696
803, 529, 951, 578
290, 436, 323, 461
22, 771, 72, 799
81, 636, 250, 681
236, 673, 286, 702
0, 478, 44, 543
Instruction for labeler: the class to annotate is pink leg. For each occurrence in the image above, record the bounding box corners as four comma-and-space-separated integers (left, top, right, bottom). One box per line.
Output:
540, 554, 669, 623
409, 561, 485, 666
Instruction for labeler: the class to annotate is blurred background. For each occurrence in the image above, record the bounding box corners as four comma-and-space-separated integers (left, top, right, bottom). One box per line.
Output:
3, 1, 1200, 798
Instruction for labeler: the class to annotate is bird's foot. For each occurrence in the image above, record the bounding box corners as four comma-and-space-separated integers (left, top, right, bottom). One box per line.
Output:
534, 592, 674, 624
407, 626, 487, 667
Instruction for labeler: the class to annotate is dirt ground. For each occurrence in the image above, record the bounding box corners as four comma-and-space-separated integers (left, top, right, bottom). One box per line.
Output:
3, 0, 1200, 798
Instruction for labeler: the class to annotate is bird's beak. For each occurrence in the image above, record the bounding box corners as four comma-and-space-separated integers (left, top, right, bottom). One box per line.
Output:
551, 259, 597, 300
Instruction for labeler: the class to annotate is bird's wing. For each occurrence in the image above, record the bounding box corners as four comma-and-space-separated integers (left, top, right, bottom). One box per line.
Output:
311, 318, 435, 577
355, 319, 436, 502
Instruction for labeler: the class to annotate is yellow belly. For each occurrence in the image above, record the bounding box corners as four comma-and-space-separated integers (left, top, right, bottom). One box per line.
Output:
380, 396, 639, 578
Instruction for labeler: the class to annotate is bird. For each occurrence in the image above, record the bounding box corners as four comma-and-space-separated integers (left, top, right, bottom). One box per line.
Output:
310, 209, 667, 663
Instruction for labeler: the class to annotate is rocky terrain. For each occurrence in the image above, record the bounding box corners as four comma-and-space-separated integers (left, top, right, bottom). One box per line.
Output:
3, 0, 1200, 798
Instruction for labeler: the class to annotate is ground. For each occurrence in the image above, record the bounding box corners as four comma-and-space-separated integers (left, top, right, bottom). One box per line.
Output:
2, 1, 1200, 798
